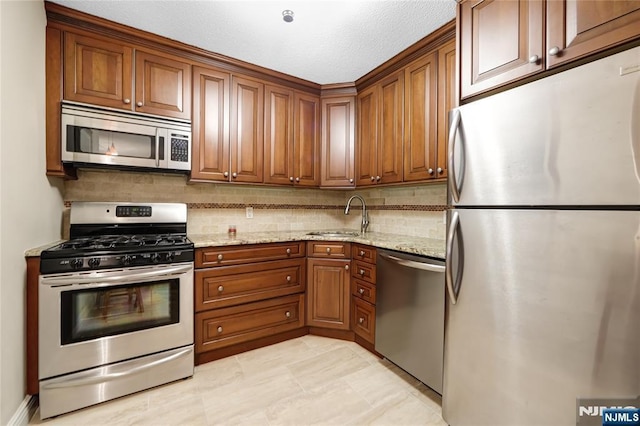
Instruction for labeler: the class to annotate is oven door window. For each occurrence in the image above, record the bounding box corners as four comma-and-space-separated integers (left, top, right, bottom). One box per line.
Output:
60, 279, 179, 345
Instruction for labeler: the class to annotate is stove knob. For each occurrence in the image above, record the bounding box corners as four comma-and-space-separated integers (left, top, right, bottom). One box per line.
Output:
88, 258, 101, 268
151, 253, 161, 263
70, 258, 83, 270
121, 255, 133, 266
164, 252, 175, 262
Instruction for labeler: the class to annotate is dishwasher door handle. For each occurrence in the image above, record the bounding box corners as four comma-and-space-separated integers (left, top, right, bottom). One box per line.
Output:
378, 253, 445, 273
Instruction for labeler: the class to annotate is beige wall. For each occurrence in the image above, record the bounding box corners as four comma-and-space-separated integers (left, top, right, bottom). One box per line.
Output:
64, 170, 447, 239
0, 1, 64, 423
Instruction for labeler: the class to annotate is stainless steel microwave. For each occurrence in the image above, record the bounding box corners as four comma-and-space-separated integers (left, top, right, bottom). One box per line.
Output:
61, 102, 191, 172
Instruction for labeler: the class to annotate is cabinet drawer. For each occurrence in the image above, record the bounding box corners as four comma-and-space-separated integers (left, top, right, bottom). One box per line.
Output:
352, 259, 376, 284
352, 298, 375, 344
196, 242, 305, 268
352, 244, 376, 264
307, 241, 351, 258
195, 294, 305, 353
352, 278, 376, 304
195, 259, 305, 312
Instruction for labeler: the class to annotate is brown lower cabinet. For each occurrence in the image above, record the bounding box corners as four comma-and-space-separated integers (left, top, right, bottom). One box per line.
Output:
350, 244, 377, 345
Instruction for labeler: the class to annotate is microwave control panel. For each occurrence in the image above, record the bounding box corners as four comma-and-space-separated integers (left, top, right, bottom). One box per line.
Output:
170, 134, 189, 163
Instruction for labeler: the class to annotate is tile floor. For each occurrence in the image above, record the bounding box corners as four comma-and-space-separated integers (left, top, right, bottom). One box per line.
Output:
30, 335, 447, 425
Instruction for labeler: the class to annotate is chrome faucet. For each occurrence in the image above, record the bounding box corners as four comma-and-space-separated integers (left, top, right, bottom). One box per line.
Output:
345, 195, 369, 234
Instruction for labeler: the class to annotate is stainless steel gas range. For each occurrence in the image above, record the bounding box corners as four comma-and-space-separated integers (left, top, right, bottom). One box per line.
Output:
38, 202, 194, 419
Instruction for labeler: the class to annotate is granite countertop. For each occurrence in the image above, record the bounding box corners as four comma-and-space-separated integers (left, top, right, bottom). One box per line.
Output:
189, 230, 446, 259
24, 240, 65, 257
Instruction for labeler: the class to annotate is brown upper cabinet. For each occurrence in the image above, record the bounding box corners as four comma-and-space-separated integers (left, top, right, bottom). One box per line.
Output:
264, 86, 321, 187
64, 32, 191, 119
356, 71, 404, 186
230, 75, 264, 183
459, 0, 640, 99
320, 96, 356, 188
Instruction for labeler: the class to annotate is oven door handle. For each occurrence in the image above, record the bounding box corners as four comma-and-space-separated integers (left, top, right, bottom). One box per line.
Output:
40, 347, 193, 389
40, 263, 193, 287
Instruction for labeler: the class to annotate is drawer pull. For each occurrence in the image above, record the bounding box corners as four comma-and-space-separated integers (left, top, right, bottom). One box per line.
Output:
286, 275, 292, 282
285, 311, 291, 318
217, 285, 224, 292
217, 326, 223, 333
286, 248, 291, 255
359, 317, 364, 324
326, 247, 331, 254
359, 269, 365, 276
345, 264, 349, 271
217, 254, 223, 261
359, 250, 365, 257
359, 288, 365, 295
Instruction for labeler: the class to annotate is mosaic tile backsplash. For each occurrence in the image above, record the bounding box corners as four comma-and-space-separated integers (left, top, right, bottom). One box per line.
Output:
63, 170, 447, 239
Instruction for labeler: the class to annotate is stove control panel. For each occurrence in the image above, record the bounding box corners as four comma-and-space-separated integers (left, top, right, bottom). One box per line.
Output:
40, 250, 194, 274
116, 205, 152, 217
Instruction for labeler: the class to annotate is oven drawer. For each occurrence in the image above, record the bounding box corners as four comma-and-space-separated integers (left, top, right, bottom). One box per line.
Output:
196, 242, 305, 268
195, 294, 305, 353
307, 241, 351, 258
195, 259, 305, 311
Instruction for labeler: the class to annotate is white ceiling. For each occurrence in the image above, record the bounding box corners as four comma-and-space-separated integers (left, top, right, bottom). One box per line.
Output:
49, 0, 456, 85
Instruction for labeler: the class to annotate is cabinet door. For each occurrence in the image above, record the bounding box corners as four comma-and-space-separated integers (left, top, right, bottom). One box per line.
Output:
64, 33, 133, 110
320, 97, 355, 187
377, 71, 404, 184
293, 92, 321, 187
356, 85, 378, 186
436, 40, 457, 180
459, 0, 544, 98
306, 258, 351, 330
191, 66, 230, 182
135, 51, 191, 119
231, 76, 264, 183
546, 1, 640, 68
352, 298, 375, 344
404, 52, 438, 182
264, 85, 294, 185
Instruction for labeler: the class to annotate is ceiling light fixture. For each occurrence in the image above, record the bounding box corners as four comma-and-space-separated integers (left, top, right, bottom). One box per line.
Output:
282, 10, 294, 23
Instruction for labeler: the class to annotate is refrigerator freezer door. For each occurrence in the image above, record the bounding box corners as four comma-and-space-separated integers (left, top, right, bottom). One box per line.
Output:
449, 46, 640, 207
443, 209, 640, 426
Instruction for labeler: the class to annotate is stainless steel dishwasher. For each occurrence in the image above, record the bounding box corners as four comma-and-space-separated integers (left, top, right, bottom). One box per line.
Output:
375, 249, 446, 394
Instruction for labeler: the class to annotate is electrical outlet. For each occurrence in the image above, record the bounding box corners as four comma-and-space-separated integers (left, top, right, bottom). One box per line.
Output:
246, 207, 253, 219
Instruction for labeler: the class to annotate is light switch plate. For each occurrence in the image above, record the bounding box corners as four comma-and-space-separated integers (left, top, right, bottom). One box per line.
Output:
246, 207, 253, 219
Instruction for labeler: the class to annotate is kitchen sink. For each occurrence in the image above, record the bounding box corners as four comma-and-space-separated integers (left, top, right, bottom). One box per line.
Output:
306, 230, 361, 238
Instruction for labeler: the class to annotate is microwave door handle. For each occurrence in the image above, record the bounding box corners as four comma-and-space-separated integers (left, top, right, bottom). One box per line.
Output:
155, 128, 160, 167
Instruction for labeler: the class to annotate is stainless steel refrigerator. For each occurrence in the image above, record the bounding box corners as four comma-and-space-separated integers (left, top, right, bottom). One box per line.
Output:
443, 46, 640, 426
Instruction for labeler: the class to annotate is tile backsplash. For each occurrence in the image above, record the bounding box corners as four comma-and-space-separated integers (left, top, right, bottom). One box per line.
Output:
63, 169, 447, 239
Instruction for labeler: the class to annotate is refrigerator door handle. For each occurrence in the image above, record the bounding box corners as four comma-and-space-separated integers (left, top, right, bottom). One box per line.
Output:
446, 210, 463, 304
448, 109, 462, 203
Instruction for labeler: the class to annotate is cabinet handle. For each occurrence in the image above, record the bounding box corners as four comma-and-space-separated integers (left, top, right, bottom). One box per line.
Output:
359, 269, 365, 276
217, 326, 223, 333
136, 101, 143, 107
359, 250, 365, 257
286, 275, 291, 282
218, 285, 224, 292
217, 254, 223, 261
289, 176, 294, 182
295, 177, 300, 182
359, 288, 365, 294
437, 167, 443, 174
223, 171, 229, 178
549, 46, 561, 56
359, 317, 364, 324
345, 264, 349, 271
370, 176, 375, 182
376, 176, 380, 181
123, 98, 131, 104
285, 311, 291, 318
349, 178, 354, 183
232, 172, 237, 178
326, 247, 331, 253
528, 54, 540, 64
428, 168, 434, 175
286, 248, 291, 255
